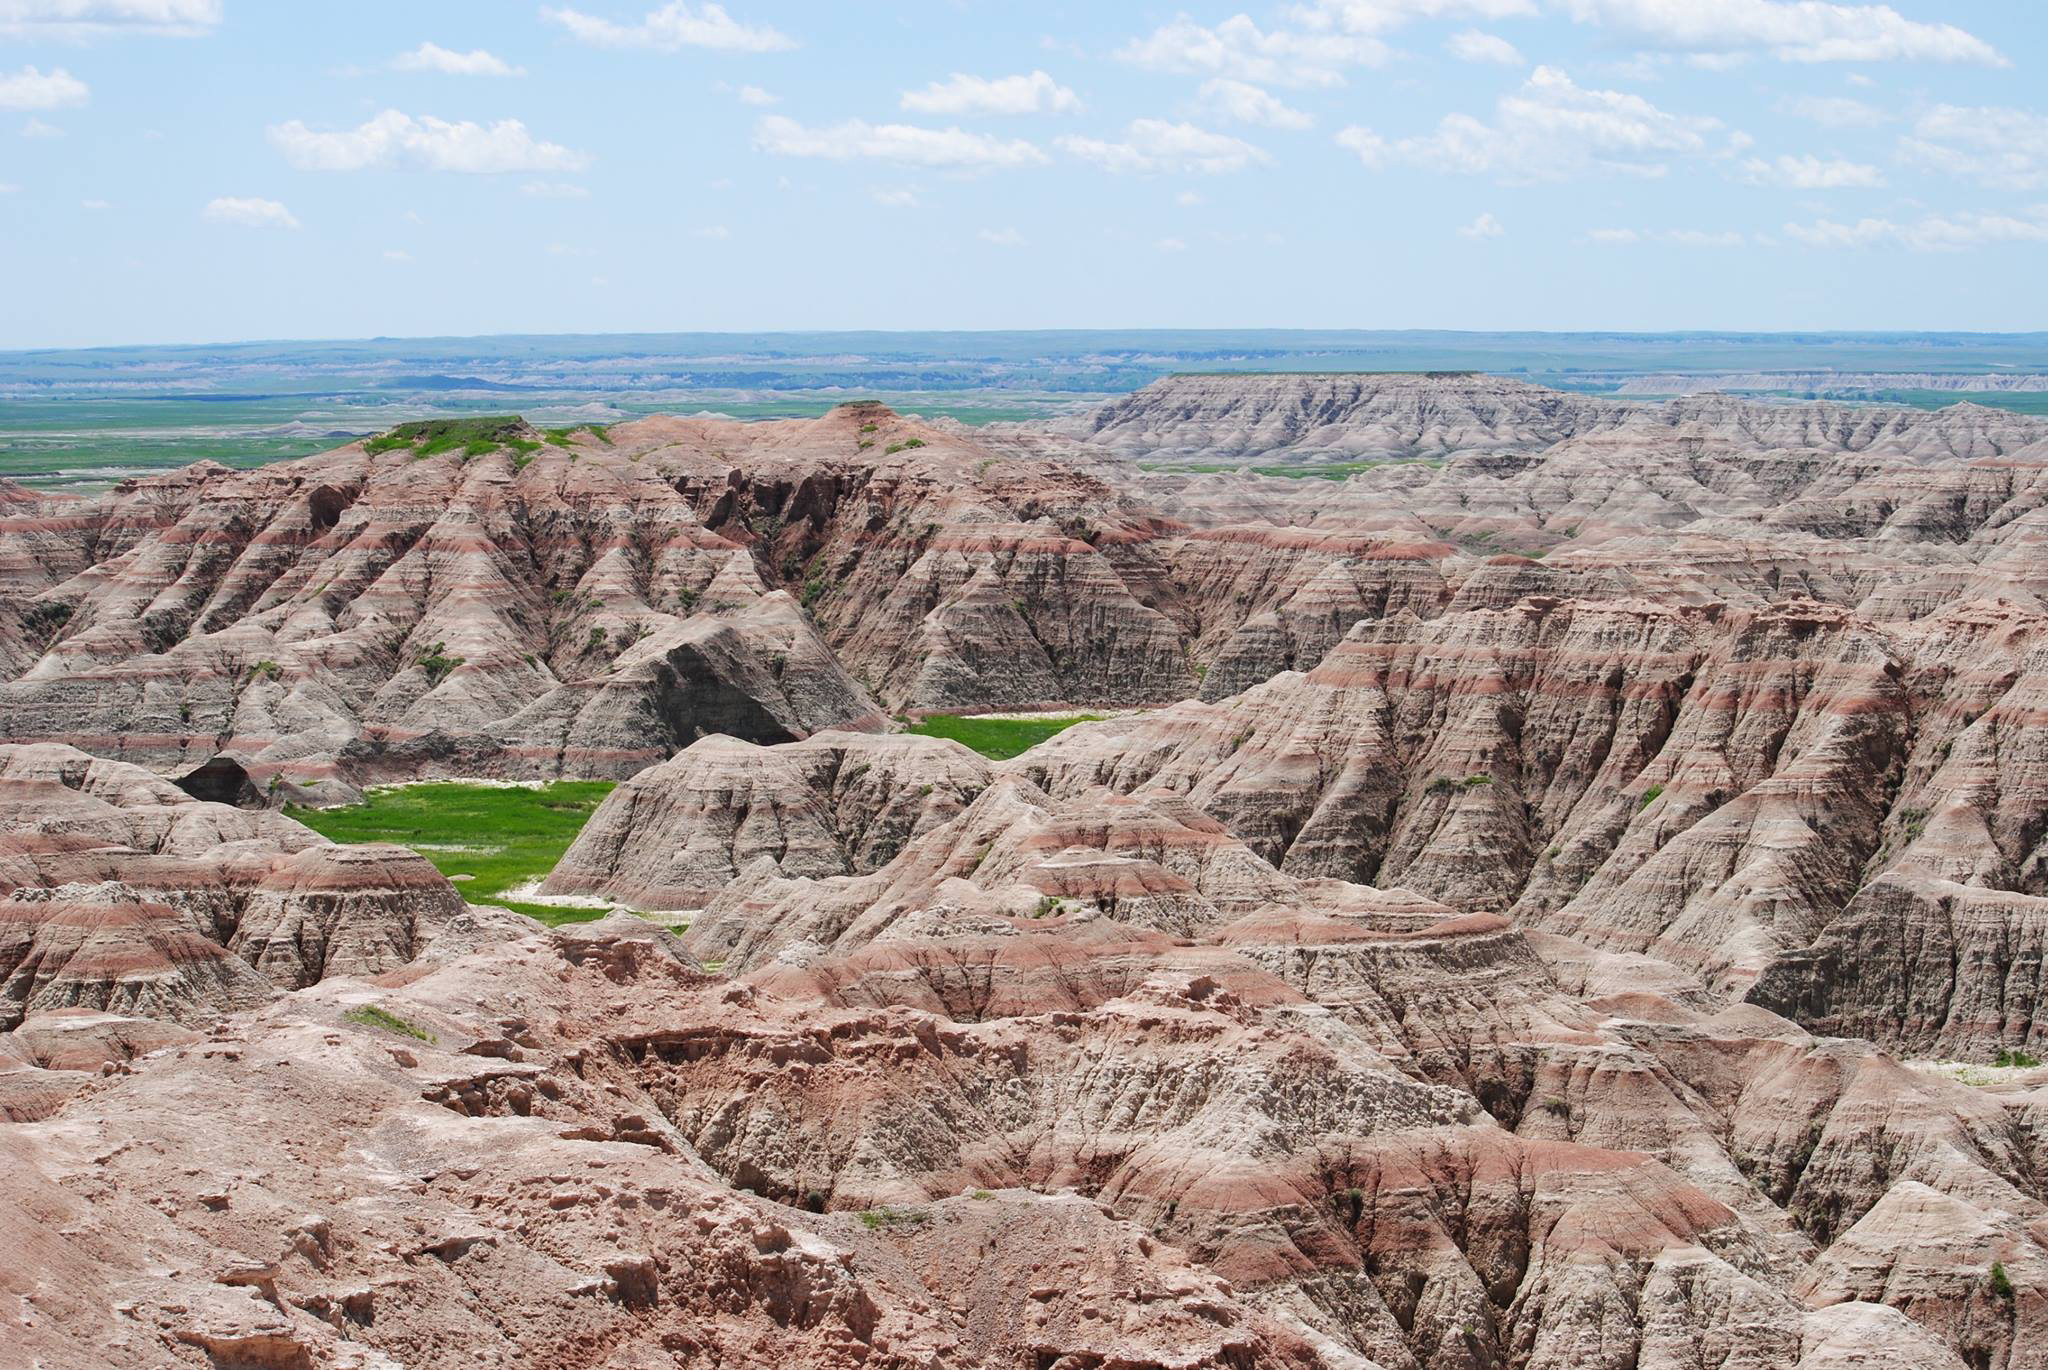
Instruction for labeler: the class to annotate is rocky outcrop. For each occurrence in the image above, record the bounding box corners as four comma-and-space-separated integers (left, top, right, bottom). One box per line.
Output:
1749, 876, 2048, 1059
1056, 371, 2048, 466
0, 744, 465, 1029
0, 917, 1337, 1369
1055, 371, 1620, 463
544, 730, 993, 909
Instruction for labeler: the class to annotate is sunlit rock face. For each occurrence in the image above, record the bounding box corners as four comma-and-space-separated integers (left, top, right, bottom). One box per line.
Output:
8, 375, 2048, 1369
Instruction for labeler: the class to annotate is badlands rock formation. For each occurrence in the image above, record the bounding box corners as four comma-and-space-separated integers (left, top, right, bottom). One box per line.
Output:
0, 741, 467, 1120
8, 372, 2048, 1368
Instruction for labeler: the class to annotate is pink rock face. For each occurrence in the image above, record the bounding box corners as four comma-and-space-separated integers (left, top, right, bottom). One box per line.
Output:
544, 730, 993, 909
8, 375, 2048, 1368
0, 744, 466, 1029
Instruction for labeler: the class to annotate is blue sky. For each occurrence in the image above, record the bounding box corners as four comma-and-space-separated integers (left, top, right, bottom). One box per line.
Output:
1, 0, 2045, 347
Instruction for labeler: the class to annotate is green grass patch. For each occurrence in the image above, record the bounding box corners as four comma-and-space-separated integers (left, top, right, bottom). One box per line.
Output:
343, 1004, 435, 1042
288, 780, 615, 926
905, 713, 1104, 760
362, 416, 530, 458
1995, 1048, 2042, 1069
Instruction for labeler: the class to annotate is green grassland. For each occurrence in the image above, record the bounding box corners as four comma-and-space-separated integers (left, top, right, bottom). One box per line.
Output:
288, 781, 615, 926
904, 713, 1104, 759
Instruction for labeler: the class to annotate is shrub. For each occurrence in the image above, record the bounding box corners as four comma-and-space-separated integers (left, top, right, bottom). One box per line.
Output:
1462, 773, 1492, 788
1995, 1048, 2041, 1069
343, 1004, 435, 1042
1639, 783, 1664, 811
1991, 1260, 2016, 1302
247, 659, 284, 681
857, 1206, 929, 1230
415, 646, 463, 685
23, 601, 73, 638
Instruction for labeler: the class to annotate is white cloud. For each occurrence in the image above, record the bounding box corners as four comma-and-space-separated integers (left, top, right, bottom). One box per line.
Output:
901, 71, 1080, 117
1445, 29, 1524, 64
521, 180, 590, 198
203, 195, 299, 229
1589, 225, 1747, 245
0, 66, 87, 111
871, 186, 920, 208
1118, 14, 1387, 88
1336, 65, 1723, 180
1175, 189, 1205, 206
1899, 105, 2048, 190
1739, 153, 1883, 187
0, 180, 17, 192
541, 2, 792, 53
391, 43, 525, 78
384, 248, 413, 263
1199, 79, 1312, 130
269, 110, 589, 174
696, 224, 730, 238
736, 84, 776, 106
1157, 236, 1188, 251
80, 197, 109, 209
1662, 227, 1746, 246
1059, 118, 1268, 174
21, 116, 63, 137
0, 0, 220, 37
1784, 206, 2048, 250
1296, 0, 1537, 31
1778, 93, 1885, 127
1559, 0, 2003, 66
754, 114, 1047, 169
1456, 210, 1503, 237
978, 226, 1025, 246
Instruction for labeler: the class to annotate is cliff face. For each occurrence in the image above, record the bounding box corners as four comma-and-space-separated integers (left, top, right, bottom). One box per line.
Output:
10, 374, 2048, 1370
1054, 370, 2048, 466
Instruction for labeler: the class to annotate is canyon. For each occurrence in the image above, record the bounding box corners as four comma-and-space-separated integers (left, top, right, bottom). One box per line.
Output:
5, 370, 2048, 1368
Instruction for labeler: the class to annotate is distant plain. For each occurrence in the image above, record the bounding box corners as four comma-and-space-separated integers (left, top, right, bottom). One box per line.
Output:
7, 328, 2048, 490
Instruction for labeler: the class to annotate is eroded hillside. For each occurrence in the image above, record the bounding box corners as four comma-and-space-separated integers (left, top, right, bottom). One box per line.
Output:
6, 373, 2048, 1369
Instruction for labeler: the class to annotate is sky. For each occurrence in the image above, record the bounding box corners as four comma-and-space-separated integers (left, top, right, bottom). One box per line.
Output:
2, 0, 2046, 348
